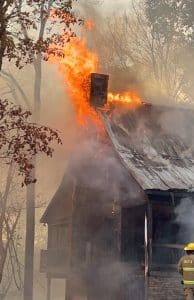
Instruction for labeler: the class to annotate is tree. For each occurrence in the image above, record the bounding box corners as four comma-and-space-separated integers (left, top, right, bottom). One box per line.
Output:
0, 0, 81, 71
145, 0, 194, 102
145, 0, 194, 42
16, 3, 81, 299
0, 98, 62, 285
89, 1, 188, 103
0, 2, 81, 299
0, 173, 24, 300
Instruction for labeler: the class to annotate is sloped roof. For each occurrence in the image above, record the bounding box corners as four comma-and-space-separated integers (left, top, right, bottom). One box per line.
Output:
99, 103, 194, 190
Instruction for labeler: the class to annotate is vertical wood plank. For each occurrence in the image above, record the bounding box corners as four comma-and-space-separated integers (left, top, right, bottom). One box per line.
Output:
46, 276, 51, 300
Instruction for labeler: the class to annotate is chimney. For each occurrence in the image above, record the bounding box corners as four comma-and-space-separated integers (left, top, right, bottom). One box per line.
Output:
90, 73, 109, 107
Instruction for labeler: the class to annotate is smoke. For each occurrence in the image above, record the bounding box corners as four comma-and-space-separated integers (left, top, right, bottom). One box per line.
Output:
77, 0, 130, 17
0, 60, 78, 298
77, 0, 194, 109
66, 124, 145, 208
175, 197, 194, 243
41, 2, 194, 298
36, 63, 77, 198
5, 0, 194, 298
157, 106, 194, 152
86, 260, 145, 299
49, 118, 146, 298
158, 109, 191, 139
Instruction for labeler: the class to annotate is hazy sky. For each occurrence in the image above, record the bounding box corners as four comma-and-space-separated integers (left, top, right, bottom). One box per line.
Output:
102, 0, 131, 13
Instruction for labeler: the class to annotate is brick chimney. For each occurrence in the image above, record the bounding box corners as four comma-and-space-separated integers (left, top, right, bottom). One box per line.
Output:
90, 73, 109, 107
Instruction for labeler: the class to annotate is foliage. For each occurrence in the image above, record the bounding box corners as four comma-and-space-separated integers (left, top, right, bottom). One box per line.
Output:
0, 0, 82, 70
0, 97, 61, 286
0, 0, 76, 294
145, 0, 194, 43
0, 98, 62, 185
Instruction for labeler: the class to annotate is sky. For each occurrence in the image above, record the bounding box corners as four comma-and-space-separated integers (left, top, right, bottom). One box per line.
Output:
101, 0, 131, 14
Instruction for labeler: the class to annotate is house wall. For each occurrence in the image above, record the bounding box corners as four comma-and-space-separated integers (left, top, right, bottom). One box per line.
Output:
121, 206, 145, 263
48, 224, 67, 249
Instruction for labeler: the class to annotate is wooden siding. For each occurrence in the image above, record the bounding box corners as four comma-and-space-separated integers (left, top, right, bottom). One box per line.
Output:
48, 224, 67, 249
40, 248, 70, 276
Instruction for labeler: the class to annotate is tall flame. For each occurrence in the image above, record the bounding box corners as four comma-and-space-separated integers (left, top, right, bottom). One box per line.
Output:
48, 29, 142, 126
49, 37, 99, 125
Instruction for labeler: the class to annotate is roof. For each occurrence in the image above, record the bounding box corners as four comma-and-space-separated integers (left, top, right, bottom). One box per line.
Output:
99, 103, 194, 190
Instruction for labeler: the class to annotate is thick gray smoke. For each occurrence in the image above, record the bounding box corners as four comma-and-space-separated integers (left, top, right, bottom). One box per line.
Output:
175, 197, 194, 243
56, 122, 146, 299
158, 106, 194, 150
67, 125, 144, 208
86, 260, 145, 299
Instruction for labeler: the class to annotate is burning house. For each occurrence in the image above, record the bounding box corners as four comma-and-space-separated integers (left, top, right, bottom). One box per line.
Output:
40, 72, 194, 300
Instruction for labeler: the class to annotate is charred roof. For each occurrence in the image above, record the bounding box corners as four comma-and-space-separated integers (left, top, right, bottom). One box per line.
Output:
99, 103, 194, 190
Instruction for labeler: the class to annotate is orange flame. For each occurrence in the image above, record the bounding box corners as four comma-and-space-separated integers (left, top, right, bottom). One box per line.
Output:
48, 26, 143, 128
49, 37, 99, 126
107, 91, 142, 107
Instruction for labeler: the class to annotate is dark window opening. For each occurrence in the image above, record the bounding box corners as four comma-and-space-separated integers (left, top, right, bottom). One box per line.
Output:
152, 202, 181, 265
149, 193, 191, 267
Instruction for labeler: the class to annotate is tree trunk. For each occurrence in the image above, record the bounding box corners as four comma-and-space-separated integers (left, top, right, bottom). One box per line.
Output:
23, 54, 42, 300
0, 245, 6, 284
0, 163, 14, 285
33, 55, 42, 120
0, 9, 7, 72
23, 172, 35, 300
